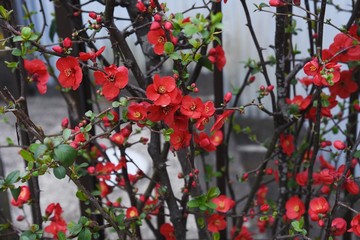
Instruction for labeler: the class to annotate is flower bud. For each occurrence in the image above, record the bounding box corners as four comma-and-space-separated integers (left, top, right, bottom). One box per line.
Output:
267, 85, 274, 92
154, 14, 162, 22
164, 21, 173, 30
52, 46, 63, 53
89, 12, 97, 19
224, 92, 232, 103
334, 140, 346, 150
62, 37, 73, 49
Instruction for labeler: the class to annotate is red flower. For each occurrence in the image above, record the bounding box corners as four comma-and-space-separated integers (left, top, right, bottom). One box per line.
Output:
303, 58, 341, 86
99, 180, 113, 197
160, 223, 176, 240
331, 218, 347, 236
146, 74, 178, 106
148, 28, 166, 55
127, 102, 148, 122
231, 226, 253, 240
212, 195, 235, 213
110, 132, 126, 146
79, 46, 106, 62
349, 214, 360, 236
94, 65, 128, 100
208, 45, 226, 71
11, 186, 31, 207
329, 33, 360, 62
309, 197, 329, 218
195, 132, 216, 152
56, 56, 83, 90
329, 70, 358, 99
102, 110, 119, 127
279, 134, 294, 157
170, 130, 192, 150
180, 96, 204, 119
126, 206, 139, 218
256, 184, 268, 205
136, 1, 147, 12
24, 59, 49, 94
207, 214, 227, 233
285, 196, 305, 220
343, 179, 360, 195
210, 110, 234, 132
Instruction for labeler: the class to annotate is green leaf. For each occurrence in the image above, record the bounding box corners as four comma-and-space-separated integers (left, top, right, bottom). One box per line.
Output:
354, 150, 360, 158
187, 199, 200, 208
53, 166, 66, 179
84, 124, 92, 132
169, 52, 181, 60
198, 56, 213, 71
54, 144, 77, 167
78, 228, 92, 240
76, 190, 88, 201
207, 187, 220, 199
20, 149, 35, 162
196, 217, 205, 228
112, 101, 121, 108
57, 231, 66, 240
213, 232, 220, 240
68, 222, 83, 235
11, 48, 22, 56
164, 42, 174, 54
33, 144, 48, 159
5, 170, 20, 184
184, 24, 198, 37
49, 19, 57, 42
10, 187, 21, 201
62, 128, 72, 141
85, 110, 93, 118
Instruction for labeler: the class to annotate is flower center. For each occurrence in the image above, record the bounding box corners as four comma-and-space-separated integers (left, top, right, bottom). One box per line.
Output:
158, 36, 165, 44
107, 74, 116, 82
190, 103, 196, 111
158, 86, 166, 94
293, 205, 300, 212
64, 68, 73, 77
134, 112, 141, 119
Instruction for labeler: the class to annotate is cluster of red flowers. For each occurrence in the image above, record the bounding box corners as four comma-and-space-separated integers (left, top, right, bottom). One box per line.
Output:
126, 74, 233, 151
44, 203, 67, 239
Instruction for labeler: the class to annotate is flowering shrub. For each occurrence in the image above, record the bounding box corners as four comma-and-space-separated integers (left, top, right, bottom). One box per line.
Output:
0, 0, 360, 239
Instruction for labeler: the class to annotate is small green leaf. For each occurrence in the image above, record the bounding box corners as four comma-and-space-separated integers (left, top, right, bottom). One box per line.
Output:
19, 149, 35, 162
84, 124, 92, 132
11, 48, 22, 56
34, 144, 48, 159
49, 19, 57, 42
78, 228, 92, 240
5, 170, 20, 184
187, 199, 200, 208
54, 144, 77, 167
184, 24, 198, 37
164, 42, 174, 54
213, 232, 220, 240
354, 150, 360, 158
112, 101, 121, 108
10, 187, 21, 201
68, 222, 83, 235
76, 190, 88, 201
53, 166, 66, 179
57, 231, 66, 240
207, 187, 220, 199
62, 128, 72, 141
